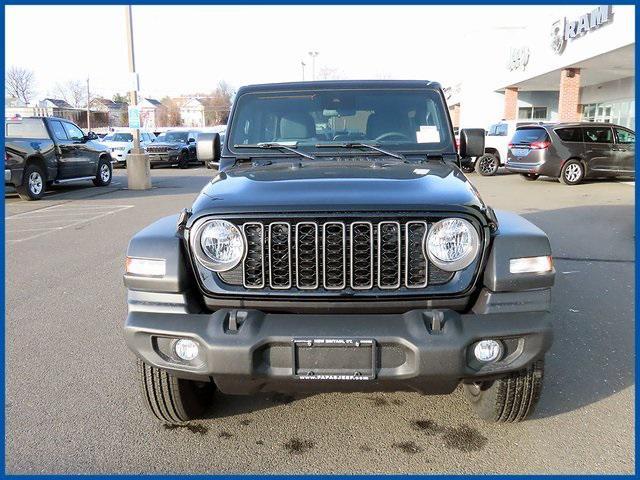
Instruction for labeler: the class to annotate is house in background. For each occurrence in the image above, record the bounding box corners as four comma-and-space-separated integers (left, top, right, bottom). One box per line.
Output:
90, 98, 127, 127
178, 97, 206, 127
138, 98, 167, 129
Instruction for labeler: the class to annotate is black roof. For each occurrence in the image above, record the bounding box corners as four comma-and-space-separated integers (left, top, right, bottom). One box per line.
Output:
518, 122, 632, 129
237, 80, 442, 94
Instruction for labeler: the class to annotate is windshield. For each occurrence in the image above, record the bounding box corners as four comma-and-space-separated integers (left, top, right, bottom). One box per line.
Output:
103, 133, 133, 142
229, 88, 452, 154
157, 131, 189, 143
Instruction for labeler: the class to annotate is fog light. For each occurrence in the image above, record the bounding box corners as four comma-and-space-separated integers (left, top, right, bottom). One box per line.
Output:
174, 339, 199, 361
473, 340, 503, 363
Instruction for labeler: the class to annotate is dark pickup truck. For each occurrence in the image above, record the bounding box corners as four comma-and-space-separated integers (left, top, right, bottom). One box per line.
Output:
124, 80, 554, 426
5, 117, 113, 200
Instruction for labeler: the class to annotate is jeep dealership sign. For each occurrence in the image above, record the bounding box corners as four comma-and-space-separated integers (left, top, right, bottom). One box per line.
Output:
551, 5, 613, 54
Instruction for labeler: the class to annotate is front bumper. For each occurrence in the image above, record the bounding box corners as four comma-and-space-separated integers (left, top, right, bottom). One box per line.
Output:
124, 308, 552, 395
148, 153, 179, 165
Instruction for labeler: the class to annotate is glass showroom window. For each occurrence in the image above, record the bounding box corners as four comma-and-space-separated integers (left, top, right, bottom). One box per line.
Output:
581, 100, 635, 129
518, 107, 548, 120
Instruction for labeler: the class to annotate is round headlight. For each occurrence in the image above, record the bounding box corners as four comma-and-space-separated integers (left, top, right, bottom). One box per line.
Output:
426, 218, 480, 271
193, 219, 245, 271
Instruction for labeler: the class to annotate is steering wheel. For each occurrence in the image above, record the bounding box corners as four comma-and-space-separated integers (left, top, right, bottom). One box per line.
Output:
375, 132, 411, 142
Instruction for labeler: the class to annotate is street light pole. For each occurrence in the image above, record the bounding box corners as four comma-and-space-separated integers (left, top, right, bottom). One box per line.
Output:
308, 51, 319, 80
125, 5, 141, 154
124, 5, 150, 190
301, 60, 306, 81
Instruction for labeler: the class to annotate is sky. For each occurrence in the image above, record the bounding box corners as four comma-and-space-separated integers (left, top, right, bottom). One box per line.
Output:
6, 5, 548, 102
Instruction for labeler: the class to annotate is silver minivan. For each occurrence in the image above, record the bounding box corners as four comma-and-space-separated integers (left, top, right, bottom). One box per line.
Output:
505, 122, 635, 185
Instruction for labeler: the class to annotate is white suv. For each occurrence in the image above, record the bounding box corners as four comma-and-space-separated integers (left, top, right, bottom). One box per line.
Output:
100, 129, 156, 167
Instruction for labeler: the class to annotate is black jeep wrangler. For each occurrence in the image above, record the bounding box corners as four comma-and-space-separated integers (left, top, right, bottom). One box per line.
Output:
124, 81, 554, 425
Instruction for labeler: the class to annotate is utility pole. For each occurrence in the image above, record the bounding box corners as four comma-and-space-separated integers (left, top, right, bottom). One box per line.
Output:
86, 77, 91, 131
301, 60, 306, 81
125, 5, 141, 153
308, 51, 319, 80
125, 5, 150, 190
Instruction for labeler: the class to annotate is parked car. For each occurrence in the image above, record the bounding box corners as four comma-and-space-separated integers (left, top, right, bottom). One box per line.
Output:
145, 130, 200, 168
468, 120, 541, 176
123, 80, 554, 426
506, 122, 635, 185
100, 129, 156, 167
5, 117, 113, 200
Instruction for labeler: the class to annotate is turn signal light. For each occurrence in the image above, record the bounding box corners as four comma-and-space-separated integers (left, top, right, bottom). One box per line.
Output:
509, 256, 553, 274
125, 257, 166, 277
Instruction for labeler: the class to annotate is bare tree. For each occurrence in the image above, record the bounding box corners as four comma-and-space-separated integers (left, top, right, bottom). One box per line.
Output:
202, 80, 234, 125
6, 66, 35, 105
53, 80, 86, 107
159, 97, 181, 127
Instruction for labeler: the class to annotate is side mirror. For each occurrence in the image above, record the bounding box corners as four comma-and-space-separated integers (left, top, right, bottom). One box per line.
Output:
459, 128, 485, 158
188, 138, 196, 144
196, 132, 221, 163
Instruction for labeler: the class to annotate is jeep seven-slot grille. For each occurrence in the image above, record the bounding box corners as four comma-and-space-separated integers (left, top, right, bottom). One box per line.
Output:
218, 219, 455, 292
146, 146, 169, 153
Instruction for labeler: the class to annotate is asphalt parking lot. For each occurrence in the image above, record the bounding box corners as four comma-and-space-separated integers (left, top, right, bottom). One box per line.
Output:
5, 166, 635, 474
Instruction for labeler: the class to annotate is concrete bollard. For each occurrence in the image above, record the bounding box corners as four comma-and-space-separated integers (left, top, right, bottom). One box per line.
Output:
127, 153, 151, 190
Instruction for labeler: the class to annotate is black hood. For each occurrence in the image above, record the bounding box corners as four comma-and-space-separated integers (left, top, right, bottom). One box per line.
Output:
189, 158, 487, 220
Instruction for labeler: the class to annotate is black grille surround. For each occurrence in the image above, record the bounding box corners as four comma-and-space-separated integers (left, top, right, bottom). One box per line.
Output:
188, 212, 489, 301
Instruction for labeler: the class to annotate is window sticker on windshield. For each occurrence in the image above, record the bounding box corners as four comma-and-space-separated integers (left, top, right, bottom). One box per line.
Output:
417, 125, 440, 143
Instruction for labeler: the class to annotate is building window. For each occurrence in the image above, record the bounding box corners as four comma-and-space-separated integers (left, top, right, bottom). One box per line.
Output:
581, 100, 635, 129
518, 106, 548, 120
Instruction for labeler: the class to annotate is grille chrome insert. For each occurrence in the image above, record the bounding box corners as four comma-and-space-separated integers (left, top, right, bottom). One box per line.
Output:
295, 222, 319, 289
405, 221, 429, 289
268, 222, 292, 289
350, 222, 374, 290
378, 221, 401, 289
322, 222, 347, 290
242, 223, 265, 289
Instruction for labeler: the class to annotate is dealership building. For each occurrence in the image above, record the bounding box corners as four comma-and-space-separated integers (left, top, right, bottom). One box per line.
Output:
449, 5, 635, 131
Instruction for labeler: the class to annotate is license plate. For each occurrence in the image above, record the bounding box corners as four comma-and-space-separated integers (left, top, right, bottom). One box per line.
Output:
292, 338, 376, 380
511, 148, 529, 157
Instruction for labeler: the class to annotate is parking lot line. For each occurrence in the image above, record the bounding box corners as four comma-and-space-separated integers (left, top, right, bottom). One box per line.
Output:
6, 203, 134, 243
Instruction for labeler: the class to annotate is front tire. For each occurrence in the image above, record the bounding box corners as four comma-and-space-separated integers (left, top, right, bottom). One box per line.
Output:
477, 154, 499, 176
463, 359, 545, 423
559, 159, 584, 185
16, 164, 46, 201
93, 159, 112, 186
138, 360, 215, 425
178, 152, 189, 169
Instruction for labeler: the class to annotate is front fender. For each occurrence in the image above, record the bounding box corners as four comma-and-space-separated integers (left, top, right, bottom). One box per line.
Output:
124, 214, 193, 293
483, 210, 555, 292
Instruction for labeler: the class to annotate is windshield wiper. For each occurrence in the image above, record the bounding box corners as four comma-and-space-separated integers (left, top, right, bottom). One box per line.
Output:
315, 142, 405, 160
234, 142, 316, 160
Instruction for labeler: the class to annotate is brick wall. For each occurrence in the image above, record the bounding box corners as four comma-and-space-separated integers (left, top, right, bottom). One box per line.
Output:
558, 68, 581, 122
449, 104, 460, 129
503, 87, 518, 120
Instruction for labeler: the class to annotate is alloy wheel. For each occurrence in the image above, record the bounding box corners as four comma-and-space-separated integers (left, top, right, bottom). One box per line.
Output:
565, 163, 582, 183
100, 163, 111, 182
29, 171, 43, 195
479, 156, 498, 175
